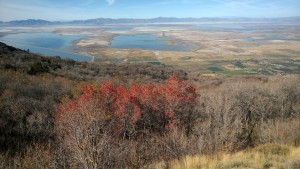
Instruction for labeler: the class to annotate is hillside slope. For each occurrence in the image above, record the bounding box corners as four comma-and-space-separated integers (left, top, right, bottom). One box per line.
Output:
0, 42, 299, 168
0, 42, 187, 152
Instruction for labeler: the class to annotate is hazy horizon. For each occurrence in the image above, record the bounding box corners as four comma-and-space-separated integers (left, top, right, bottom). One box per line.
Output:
2, 16, 300, 22
1, 0, 300, 21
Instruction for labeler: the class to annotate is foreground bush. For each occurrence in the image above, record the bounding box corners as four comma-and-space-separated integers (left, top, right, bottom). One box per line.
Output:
57, 75, 199, 136
56, 75, 199, 168
195, 75, 300, 153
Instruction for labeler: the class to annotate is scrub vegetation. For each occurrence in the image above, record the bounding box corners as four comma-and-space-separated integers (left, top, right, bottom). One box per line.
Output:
0, 42, 300, 168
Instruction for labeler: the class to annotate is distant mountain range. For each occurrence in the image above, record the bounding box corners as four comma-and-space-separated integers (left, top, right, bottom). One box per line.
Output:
1, 17, 300, 26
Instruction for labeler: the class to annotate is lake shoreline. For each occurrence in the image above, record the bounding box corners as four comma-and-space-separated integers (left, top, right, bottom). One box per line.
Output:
0, 31, 94, 62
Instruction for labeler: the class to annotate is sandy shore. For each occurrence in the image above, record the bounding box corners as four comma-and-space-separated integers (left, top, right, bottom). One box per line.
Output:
76, 35, 112, 47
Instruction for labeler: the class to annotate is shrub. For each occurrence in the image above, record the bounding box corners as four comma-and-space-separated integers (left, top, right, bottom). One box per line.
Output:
28, 62, 49, 75
55, 76, 199, 168
254, 144, 290, 156
56, 75, 199, 136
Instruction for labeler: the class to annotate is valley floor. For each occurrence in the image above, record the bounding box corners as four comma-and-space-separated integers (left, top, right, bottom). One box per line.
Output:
1, 22, 300, 76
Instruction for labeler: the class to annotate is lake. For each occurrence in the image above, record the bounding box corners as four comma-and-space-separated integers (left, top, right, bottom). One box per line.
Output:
0, 32, 92, 61
110, 34, 198, 51
193, 23, 246, 31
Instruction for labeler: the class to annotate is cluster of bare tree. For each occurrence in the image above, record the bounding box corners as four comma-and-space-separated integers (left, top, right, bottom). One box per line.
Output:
196, 75, 300, 153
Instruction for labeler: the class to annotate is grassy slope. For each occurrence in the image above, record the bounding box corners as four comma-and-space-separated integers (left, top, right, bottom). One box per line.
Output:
150, 144, 300, 169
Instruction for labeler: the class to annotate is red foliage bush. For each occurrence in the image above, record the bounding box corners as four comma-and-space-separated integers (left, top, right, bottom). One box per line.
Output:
56, 75, 199, 136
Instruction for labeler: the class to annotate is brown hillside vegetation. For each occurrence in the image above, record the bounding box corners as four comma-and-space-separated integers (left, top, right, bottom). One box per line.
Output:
0, 42, 299, 168
0, 42, 187, 152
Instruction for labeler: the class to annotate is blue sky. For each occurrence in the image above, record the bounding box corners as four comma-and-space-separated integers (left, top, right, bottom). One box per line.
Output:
0, 0, 299, 21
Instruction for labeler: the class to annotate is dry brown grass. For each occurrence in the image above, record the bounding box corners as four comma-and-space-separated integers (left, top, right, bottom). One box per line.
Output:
149, 144, 300, 169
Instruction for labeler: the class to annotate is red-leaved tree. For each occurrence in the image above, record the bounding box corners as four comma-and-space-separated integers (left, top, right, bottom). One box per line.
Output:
56, 75, 199, 168
56, 75, 199, 137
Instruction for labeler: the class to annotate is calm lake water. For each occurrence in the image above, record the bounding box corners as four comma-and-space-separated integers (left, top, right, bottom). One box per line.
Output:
0, 32, 92, 61
193, 23, 246, 31
105, 26, 134, 32
110, 34, 198, 51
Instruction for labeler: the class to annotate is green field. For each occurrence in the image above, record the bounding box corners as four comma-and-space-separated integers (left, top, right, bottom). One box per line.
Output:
208, 66, 223, 72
